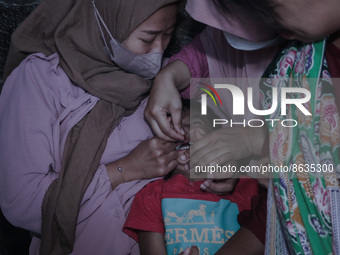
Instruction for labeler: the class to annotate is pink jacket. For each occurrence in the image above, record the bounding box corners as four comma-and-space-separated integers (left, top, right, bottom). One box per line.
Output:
0, 53, 154, 255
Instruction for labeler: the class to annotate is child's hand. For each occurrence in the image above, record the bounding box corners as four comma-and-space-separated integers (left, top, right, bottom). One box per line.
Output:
179, 245, 199, 255
200, 177, 238, 195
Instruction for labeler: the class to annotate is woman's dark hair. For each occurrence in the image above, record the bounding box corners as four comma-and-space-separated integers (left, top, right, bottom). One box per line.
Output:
216, 0, 280, 28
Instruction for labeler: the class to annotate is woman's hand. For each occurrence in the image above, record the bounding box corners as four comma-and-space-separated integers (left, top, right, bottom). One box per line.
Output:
145, 75, 184, 141
106, 137, 178, 188
188, 126, 266, 169
175, 149, 190, 172
122, 137, 178, 180
145, 60, 191, 141
188, 126, 266, 195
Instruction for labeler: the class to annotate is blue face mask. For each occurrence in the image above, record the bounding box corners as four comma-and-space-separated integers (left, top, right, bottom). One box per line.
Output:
223, 31, 281, 51
92, 0, 164, 79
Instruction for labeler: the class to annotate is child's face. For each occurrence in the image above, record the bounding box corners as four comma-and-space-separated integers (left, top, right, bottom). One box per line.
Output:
272, 0, 340, 42
174, 107, 214, 177
181, 107, 214, 143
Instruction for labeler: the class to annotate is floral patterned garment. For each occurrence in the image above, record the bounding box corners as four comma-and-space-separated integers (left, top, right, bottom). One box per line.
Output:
261, 39, 340, 255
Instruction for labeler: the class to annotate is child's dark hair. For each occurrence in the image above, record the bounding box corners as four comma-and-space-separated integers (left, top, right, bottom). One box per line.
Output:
182, 98, 221, 129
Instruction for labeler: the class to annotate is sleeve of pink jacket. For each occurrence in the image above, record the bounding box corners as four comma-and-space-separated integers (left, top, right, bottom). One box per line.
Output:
169, 34, 209, 99
0, 54, 64, 234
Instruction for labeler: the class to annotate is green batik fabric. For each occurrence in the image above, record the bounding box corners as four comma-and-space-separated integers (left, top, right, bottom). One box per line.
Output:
261, 39, 340, 255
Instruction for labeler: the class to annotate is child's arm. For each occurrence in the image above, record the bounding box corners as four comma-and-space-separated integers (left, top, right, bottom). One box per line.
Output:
138, 231, 167, 255
214, 180, 267, 254
215, 227, 264, 255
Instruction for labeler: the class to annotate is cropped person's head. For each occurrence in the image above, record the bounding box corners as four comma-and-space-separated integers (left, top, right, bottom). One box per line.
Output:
186, 0, 279, 51
221, 0, 340, 42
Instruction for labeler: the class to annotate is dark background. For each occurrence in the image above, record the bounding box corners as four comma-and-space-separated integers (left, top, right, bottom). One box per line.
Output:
0, 0, 40, 89
0, 1, 204, 254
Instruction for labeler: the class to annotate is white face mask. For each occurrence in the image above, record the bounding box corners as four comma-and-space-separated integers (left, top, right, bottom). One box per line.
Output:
92, 1, 163, 79
223, 31, 281, 51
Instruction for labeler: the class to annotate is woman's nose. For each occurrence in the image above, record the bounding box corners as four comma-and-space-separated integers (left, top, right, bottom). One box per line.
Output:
150, 38, 165, 53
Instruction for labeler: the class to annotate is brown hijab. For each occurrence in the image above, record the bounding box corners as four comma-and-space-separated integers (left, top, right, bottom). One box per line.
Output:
4, 0, 177, 254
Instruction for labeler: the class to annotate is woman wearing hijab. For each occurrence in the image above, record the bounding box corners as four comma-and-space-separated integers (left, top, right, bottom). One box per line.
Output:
0, 0, 179, 254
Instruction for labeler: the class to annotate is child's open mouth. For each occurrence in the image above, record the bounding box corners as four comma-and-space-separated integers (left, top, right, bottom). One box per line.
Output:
175, 142, 192, 151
